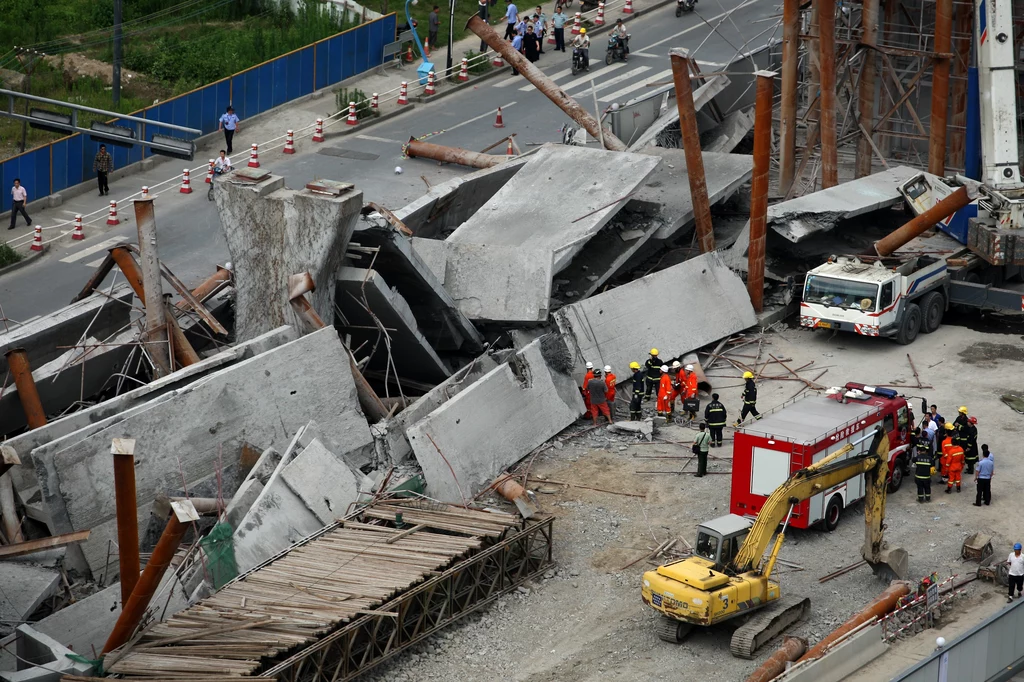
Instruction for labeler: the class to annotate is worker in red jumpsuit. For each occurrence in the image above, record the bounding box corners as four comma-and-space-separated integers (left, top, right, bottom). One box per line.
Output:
939, 421, 955, 481
681, 363, 699, 424
603, 364, 617, 420
581, 361, 594, 417
942, 427, 965, 493
656, 364, 675, 421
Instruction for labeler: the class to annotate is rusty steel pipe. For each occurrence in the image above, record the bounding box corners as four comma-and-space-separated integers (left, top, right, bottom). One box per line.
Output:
873, 185, 972, 257
815, 0, 837, 188
928, 0, 953, 176
405, 138, 506, 169
4, 348, 46, 430
799, 582, 910, 663
748, 71, 775, 314
102, 514, 188, 654
855, 0, 880, 178
132, 200, 173, 378
948, 5, 973, 169
778, 0, 799, 193
670, 48, 715, 253
178, 266, 232, 309
745, 636, 808, 682
112, 443, 140, 605
465, 15, 625, 152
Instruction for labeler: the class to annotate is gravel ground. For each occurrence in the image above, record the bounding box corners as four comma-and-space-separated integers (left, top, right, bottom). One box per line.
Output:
362, 321, 1024, 682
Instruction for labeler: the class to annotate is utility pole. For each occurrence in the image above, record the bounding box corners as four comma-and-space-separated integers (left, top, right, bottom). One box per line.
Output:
113, 0, 123, 107
446, 0, 455, 75
14, 48, 42, 154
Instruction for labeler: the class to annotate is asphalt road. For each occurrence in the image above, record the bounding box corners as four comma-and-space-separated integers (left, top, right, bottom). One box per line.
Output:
0, 0, 776, 325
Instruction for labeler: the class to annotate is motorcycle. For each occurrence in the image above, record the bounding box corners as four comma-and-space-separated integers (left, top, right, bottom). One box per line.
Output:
605, 34, 629, 64
571, 45, 588, 75
675, 0, 696, 16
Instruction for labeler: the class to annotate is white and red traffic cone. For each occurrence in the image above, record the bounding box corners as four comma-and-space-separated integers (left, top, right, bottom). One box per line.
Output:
548, 22, 556, 43
283, 130, 296, 154
107, 200, 119, 225
30, 226, 43, 252
397, 81, 409, 105
424, 71, 436, 96
179, 169, 193, 194
492, 51, 504, 67
459, 58, 469, 81
248, 143, 260, 168
623, 0, 634, 13
205, 159, 215, 183
141, 186, 150, 199
572, 12, 581, 34
313, 118, 325, 143
71, 215, 84, 241
371, 92, 379, 109
346, 101, 359, 125
506, 138, 514, 156
595, 2, 605, 25
424, 37, 431, 57
494, 106, 505, 128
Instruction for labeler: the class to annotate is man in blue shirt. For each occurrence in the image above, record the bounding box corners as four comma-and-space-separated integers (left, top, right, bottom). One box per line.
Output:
551, 6, 567, 52
510, 31, 524, 74
504, 0, 518, 40
973, 446, 994, 506
218, 106, 240, 154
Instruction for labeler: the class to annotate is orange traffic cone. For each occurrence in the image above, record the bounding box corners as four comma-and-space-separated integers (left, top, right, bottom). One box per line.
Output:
405, 45, 414, 63
493, 106, 505, 128
506, 138, 514, 156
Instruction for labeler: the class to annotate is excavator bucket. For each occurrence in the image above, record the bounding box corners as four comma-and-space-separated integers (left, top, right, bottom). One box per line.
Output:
868, 546, 909, 582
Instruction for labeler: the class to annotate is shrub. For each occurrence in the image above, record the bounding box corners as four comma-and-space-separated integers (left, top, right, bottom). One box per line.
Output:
335, 87, 377, 120
463, 50, 493, 76
0, 242, 23, 269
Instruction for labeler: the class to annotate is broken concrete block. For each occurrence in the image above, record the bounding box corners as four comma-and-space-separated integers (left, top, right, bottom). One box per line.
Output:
408, 237, 448, 283
215, 173, 362, 341
294, 419, 373, 472
407, 335, 583, 502
607, 419, 655, 441
0, 626, 93, 682
225, 478, 264, 532
335, 267, 451, 383
281, 438, 371, 525
554, 252, 756, 381
0, 566, 60, 638
33, 327, 370, 576
446, 146, 660, 272
627, 75, 731, 152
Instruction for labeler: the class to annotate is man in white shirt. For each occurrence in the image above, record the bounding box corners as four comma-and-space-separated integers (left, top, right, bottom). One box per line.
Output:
1008, 543, 1024, 603
214, 150, 232, 174
8, 178, 31, 230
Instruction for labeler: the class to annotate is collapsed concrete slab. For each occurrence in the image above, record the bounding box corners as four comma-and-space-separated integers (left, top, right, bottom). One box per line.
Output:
33, 328, 370, 575
703, 109, 756, 153
0, 626, 94, 682
446, 146, 660, 272
214, 173, 362, 341
553, 252, 756, 378
346, 225, 483, 351
406, 335, 583, 502
281, 438, 372, 524
627, 75, 732, 152
0, 566, 59, 638
335, 267, 451, 383
768, 166, 920, 243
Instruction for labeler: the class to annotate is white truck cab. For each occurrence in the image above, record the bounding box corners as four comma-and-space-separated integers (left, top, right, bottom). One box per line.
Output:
800, 255, 948, 344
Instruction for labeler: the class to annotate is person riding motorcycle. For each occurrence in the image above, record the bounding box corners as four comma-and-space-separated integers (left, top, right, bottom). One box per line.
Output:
610, 19, 629, 57
572, 28, 590, 70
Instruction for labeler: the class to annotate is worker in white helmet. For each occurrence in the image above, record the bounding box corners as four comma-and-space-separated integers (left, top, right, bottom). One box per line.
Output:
580, 362, 595, 417
681, 363, 699, 424
657, 364, 675, 420
603, 365, 617, 419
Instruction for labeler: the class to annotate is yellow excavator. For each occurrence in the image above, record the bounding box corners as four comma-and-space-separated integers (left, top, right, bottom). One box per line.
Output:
640, 426, 909, 658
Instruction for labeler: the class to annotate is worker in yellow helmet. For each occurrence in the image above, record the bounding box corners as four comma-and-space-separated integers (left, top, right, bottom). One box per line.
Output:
734, 370, 759, 426
643, 348, 661, 402
629, 361, 644, 420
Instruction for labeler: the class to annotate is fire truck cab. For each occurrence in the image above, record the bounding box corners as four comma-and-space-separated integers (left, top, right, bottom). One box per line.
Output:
730, 383, 914, 531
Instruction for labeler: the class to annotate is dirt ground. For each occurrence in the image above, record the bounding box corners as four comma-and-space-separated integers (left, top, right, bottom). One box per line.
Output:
362, 320, 1024, 682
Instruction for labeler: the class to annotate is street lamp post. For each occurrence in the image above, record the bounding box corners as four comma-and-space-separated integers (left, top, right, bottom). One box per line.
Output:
446, 0, 456, 75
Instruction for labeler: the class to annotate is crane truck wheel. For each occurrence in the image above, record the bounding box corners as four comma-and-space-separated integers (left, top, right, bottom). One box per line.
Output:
895, 302, 921, 345
655, 616, 693, 643
919, 292, 944, 333
824, 494, 843, 531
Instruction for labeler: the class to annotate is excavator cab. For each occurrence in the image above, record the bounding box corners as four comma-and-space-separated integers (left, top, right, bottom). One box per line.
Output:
694, 515, 752, 569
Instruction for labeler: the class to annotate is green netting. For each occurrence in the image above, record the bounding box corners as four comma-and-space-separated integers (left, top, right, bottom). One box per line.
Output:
199, 521, 237, 590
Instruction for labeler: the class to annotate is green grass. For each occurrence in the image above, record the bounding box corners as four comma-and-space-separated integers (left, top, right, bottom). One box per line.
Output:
0, 242, 23, 268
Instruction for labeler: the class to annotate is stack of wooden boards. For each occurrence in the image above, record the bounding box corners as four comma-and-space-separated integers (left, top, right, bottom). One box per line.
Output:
103, 499, 521, 680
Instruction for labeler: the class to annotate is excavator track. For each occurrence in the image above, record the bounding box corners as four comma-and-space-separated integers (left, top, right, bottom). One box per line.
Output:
729, 596, 811, 659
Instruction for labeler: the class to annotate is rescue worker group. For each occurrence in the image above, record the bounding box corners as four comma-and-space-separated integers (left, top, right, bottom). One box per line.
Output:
912, 404, 993, 506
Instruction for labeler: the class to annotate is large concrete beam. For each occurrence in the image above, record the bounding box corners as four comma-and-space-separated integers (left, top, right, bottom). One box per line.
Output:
214, 173, 362, 341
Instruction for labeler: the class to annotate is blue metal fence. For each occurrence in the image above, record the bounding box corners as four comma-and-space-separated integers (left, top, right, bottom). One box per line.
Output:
1, 13, 396, 213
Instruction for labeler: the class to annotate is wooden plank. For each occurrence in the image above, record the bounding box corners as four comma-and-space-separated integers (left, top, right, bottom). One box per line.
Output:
0, 530, 91, 559
137, 617, 273, 649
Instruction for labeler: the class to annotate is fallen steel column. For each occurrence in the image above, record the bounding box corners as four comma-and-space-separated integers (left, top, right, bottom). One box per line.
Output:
816, 0, 837, 188
133, 199, 173, 377
102, 501, 195, 655
748, 71, 775, 314
873, 185, 973, 257
798, 582, 910, 663
0, 471, 23, 544
670, 48, 715, 253
405, 138, 506, 169
466, 15, 625, 151
5, 348, 47, 429
778, 0, 799, 192
180, 265, 233, 307
855, 0, 880, 178
928, 0, 953, 176
112, 438, 140, 606
745, 636, 807, 682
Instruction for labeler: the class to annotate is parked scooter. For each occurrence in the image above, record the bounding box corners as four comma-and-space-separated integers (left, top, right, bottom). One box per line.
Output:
675, 0, 696, 16
605, 33, 629, 64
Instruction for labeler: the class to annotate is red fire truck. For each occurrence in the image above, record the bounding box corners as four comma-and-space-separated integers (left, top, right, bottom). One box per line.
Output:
730, 383, 915, 531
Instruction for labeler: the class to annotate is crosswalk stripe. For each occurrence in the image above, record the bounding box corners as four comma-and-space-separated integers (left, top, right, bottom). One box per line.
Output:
600, 68, 673, 102
558, 61, 628, 92
517, 67, 573, 91
59, 236, 123, 264
84, 257, 109, 268
493, 74, 523, 88
575, 66, 651, 98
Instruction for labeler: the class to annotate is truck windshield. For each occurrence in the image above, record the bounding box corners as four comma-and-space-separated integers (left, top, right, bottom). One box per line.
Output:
804, 275, 879, 311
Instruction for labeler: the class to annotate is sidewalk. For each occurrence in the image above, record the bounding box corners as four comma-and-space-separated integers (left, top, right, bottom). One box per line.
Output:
1, 0, 664, 260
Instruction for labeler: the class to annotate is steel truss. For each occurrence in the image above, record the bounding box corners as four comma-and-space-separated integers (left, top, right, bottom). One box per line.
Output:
261, 517, 554, 682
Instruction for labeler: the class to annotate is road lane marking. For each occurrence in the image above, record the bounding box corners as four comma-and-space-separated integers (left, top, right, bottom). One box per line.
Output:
84, 257, 109, 268
642, 0, 763, 53
559, 61, 628, 92
356, 134, 403, 144
600, 68, 673, 101
493, 74, 522, 88
575, 66, 652, 97
431, 102, 519, 138
58, 236, 123, 264
517, 67, 574, 91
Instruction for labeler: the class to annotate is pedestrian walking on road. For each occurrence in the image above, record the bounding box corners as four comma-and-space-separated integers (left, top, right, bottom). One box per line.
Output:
218, 106, 239, 155
504, 0, 519, 40
587, 368, 613, 426
551, 6, 567, 52
8, 178, 31, 230
428, 6, 440, 53
693, 423, 711, 477
478, 0, 490, 51
93, 144, 113, 196
1007, 543, 1024, 602
973, 446, 994, 506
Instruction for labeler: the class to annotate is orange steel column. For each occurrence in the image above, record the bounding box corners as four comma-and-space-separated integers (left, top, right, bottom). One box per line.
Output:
748, 71, 776, 314
873, 186, 971, 257
779, 0, 799, 192
816, 0, 838, 188
928, 0, 953, 176
798, 582, 910, 662
5, 349, 46, 429
855, 0, 880, 178
670, 48, 715, 253
111, 438, 140, 606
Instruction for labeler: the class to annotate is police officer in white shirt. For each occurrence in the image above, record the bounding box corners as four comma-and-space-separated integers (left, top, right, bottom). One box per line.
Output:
1008, 543, 1024, 603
